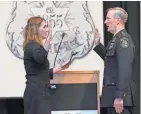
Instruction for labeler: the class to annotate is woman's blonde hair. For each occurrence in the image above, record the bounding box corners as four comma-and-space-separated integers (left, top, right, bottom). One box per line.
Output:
23, 16, 45, 49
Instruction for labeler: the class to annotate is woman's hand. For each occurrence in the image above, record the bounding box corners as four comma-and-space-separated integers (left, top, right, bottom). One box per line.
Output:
53, 62, 70, 74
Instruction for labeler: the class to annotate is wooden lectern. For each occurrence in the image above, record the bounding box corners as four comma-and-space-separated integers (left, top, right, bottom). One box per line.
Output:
50, 70, 100, 114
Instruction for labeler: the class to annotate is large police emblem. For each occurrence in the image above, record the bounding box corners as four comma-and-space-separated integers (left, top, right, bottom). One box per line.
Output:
5, 1, 96, 67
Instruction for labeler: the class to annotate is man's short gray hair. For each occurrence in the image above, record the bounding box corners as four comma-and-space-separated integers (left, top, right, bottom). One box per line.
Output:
107, 7, 128, 23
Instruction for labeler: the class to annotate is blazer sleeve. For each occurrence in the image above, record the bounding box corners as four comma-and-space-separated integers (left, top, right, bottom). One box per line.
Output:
115, 37, 135, 99
93, 43, 106, 60
49, 68, 53, 79
31, 42, 48, 64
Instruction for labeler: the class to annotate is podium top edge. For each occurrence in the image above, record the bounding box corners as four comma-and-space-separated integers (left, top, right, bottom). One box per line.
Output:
56, 70, 99, 74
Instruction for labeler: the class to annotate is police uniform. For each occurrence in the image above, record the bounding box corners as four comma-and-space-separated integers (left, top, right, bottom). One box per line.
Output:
94, 29, 136, 114
23, 40, 53, 114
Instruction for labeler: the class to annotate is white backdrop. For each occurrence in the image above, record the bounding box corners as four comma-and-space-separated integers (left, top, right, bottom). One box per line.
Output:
0, 1, 104, 97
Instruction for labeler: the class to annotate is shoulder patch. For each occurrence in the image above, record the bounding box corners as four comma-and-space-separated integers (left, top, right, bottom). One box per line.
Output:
108, 42, 114, 49
120, 37, 129, 48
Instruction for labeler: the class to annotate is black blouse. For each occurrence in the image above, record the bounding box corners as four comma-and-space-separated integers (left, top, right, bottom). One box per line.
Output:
23, 40, 53, 86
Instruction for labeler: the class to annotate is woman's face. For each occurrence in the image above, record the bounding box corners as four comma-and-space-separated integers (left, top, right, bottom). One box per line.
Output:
38, 20, 50, 39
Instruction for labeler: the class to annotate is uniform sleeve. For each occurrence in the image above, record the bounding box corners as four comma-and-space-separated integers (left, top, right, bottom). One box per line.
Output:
93, 43, 106, 60
115, 37, 135, 99
49, 68, 53, 79
31, 42, 48, 64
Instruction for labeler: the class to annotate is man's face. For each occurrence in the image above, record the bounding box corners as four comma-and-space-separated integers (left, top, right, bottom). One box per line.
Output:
38, 20, 50, 39
104, 10, 117, 34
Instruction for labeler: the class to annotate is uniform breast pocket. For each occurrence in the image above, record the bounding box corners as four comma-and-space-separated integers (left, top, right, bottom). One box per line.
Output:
106, 42, 116, 57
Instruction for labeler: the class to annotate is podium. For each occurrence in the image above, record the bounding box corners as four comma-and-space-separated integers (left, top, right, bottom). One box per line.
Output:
50, 70, 100, 114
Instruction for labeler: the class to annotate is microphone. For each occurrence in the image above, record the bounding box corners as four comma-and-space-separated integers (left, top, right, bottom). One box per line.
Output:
53, 32, 66, 67
62, 32, 66, 38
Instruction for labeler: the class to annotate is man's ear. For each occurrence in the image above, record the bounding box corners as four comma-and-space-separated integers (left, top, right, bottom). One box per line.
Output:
115, 15, 121, 25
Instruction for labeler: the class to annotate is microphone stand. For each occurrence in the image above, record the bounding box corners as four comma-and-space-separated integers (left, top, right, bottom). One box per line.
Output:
53, 33, 66, 67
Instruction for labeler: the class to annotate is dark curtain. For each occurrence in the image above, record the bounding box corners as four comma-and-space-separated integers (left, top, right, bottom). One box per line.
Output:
0, 99, 23, 114
103, 1, 140, 114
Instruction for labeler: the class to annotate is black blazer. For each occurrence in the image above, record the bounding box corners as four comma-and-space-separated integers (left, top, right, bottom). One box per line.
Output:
23, 40, 53, 87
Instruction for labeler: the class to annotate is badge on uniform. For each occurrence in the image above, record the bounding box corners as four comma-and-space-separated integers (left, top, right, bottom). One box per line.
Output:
108, 43, 114, 49
120, 37, 129, 48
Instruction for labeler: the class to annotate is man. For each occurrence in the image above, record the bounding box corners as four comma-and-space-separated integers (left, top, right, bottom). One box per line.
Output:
94, 7, 136, 114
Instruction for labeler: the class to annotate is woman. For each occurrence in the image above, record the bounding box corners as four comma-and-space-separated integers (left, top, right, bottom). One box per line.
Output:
23, 16, 65, 114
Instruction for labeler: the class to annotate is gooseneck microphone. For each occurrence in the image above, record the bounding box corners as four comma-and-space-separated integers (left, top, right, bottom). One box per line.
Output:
53, 33, 66, 67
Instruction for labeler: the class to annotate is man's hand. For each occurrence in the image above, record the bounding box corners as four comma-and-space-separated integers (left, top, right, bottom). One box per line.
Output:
94, 28, 101, 46
113, 98, 124, 113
